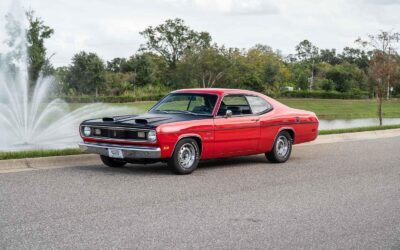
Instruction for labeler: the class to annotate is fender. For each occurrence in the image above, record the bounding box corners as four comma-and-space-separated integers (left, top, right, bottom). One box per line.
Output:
277, 127, 296, 143
170, 133, 204, 158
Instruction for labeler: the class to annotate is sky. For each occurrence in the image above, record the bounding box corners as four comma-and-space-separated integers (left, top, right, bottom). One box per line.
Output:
0, 0, 399, 67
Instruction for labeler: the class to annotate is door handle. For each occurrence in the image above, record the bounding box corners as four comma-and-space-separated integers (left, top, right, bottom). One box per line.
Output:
251, 118, 260, 122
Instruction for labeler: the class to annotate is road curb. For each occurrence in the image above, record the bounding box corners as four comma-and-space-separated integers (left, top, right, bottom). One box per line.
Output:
0, 154, 100, 172
299, 128, 400, 146
1, 128, 400, 173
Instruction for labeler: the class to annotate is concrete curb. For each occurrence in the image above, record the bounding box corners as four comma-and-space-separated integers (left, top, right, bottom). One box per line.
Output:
298, 128, 400, 146
1, 128, 400, 173
0, 154, 100, 172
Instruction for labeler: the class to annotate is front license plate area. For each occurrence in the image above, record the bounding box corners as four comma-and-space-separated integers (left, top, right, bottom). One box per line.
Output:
108, 148, 124, 159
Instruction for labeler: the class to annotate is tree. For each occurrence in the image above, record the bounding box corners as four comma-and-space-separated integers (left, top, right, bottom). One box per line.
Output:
106, 58, 128, 72
295, 40, 319, 90
289, 63, 310, 90
339, 47, 369, 70
139, 18, 211, 69
104, 72, 134, 96
369, 52, 397, 125
318, 62, 367, 93
357, 31, 400, 125
178, 45, 231, 88
66, 52, 106, 96
263, 60, 280, 86
26, 10, 54, 86
131, 53, 165, 86
320, 79, 334, 91
318, 49, 341, 65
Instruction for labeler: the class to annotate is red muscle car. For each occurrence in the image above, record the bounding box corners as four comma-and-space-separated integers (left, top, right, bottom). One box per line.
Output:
79, 88, 319, 174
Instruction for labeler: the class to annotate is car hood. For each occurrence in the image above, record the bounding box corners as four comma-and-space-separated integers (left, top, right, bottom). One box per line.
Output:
81, 112, 212, 129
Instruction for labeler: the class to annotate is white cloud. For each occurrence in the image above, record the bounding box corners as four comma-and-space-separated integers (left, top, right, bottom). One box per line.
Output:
193, 0, 279, 15
361, 0, 400, 5
1, 0, 399, 66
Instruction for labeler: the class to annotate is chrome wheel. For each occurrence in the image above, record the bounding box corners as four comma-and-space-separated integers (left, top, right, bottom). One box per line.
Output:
276, 135, 289, 158
266, 131, 292, 163
178, 143, 196, 169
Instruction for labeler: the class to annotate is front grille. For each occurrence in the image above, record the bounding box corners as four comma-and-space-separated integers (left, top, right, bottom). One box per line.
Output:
82, 126, 148, 141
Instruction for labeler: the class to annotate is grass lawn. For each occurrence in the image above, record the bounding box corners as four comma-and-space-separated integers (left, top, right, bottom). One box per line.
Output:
278, 98, 400, 119
69, 98, 400, 120
0, 148, 83, 160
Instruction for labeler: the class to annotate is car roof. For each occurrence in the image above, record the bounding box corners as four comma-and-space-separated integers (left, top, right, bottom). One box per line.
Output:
173, 88, 262, 96
172, 88, 289, 112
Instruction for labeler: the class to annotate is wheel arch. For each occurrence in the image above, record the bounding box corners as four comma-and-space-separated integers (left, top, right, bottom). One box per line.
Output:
277, 127, 295, 143
172, 134, 203, 157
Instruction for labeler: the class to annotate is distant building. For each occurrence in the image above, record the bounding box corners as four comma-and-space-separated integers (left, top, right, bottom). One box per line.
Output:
281, 86, 294, 92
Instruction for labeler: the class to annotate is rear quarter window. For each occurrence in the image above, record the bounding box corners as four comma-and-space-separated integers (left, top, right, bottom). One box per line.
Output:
246, 95, 272, 114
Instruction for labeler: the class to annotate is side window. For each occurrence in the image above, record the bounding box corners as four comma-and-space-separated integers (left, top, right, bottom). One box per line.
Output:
217, 95, 252, 116
246, 95, 272, 114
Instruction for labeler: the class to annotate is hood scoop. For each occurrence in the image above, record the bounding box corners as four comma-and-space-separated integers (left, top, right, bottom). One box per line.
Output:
135, 118, 148, 125
102, 117, 115, 122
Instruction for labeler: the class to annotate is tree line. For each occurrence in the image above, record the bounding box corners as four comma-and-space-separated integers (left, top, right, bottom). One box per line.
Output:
3, 13, 400, 106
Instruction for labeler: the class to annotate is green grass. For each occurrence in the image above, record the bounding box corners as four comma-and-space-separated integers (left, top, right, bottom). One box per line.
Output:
278, 98, 400, 119
69, 98, 400, 120
0, 148, 84, 160
319, 124, 400, 135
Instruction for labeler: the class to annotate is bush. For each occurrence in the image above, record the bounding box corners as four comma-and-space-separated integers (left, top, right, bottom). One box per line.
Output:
61, 94, 166, 103
320, 79, 334, 92
280, 90, 370, 99
59, 84, 170, 103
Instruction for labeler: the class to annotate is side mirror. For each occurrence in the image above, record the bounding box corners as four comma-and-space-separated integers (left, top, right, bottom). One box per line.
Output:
225, 110, 232, 118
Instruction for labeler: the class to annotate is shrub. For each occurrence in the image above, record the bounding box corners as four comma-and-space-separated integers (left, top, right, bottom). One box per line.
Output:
59, 84, 170, 103
279, 90, 369, 99
61, 94, 166, 103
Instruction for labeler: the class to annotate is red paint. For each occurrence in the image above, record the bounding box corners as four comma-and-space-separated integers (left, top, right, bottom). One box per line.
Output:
81, 89, 319, 160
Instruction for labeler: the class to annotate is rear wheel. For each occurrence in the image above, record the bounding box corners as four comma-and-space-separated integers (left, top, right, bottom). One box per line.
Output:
100, 155, 127, 168
266, 131, 292, 163
168, 138, 200, 174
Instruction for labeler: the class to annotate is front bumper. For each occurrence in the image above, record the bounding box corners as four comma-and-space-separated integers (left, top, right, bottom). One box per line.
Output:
78, 142, 161, 159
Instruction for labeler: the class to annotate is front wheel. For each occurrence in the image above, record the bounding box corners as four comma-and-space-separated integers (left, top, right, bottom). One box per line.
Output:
168, 138, 200, 174
100, 155, 127, 168
266, 131, 293, 163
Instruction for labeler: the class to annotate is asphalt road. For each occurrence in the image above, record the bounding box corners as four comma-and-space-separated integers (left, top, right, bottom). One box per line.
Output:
1, 137, 400, 250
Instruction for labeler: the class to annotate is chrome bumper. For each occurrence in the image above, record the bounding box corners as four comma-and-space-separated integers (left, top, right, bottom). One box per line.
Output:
78, 142, 161, 159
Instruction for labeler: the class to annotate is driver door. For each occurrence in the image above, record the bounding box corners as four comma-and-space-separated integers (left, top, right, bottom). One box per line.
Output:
213, 95, 260, 157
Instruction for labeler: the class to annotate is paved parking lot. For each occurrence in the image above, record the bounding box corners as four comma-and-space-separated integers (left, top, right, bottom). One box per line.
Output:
1, 137, 400, 249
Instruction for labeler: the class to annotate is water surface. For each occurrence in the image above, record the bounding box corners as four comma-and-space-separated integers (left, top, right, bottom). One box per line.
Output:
319, 118, 400, 130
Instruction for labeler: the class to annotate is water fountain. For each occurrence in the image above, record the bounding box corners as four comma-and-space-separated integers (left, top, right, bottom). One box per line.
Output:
0, 3, 131, 151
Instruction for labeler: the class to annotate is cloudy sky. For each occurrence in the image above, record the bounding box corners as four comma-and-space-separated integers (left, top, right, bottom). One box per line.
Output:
0, 0, 399, 66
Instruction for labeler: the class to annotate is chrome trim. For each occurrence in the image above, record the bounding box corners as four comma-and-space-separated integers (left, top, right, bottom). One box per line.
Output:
78, 142, 161, 159
80, 125, 150, 132
79, 125, 155, 143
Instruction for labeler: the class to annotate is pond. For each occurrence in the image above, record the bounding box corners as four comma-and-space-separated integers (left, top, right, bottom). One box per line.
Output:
319, 118, 400, 130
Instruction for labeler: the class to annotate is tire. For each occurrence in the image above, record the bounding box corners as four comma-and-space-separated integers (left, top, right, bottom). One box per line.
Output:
100, 155, 127, 168
168, 138, 200, 175
266, 131, 293, 163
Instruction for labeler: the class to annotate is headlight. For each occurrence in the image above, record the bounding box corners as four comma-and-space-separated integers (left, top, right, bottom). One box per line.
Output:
83, 126, 91, 136
147, 130, 156, 142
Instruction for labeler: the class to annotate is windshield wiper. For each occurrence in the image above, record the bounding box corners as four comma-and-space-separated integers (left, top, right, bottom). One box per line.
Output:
156, 110, 182, 114
156, 110, 210, 116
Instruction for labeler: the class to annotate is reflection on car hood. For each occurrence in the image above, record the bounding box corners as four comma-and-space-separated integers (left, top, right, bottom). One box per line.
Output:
81, 112, 211, 129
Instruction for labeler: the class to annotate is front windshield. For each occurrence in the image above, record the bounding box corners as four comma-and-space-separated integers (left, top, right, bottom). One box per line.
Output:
149, 93, 218, 115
